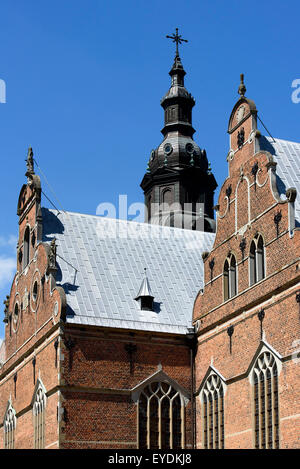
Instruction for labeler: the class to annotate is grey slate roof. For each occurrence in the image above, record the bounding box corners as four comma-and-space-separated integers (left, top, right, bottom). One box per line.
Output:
41, 136, 300, 335
260, 136, 300, 224
42, 209, 215, 335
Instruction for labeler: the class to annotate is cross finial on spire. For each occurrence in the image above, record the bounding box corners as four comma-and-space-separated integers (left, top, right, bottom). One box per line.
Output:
166, 28, 188, 57
238, 73, 246, 97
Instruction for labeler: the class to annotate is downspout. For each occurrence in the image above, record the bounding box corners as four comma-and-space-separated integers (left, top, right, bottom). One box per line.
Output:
186, 327, 197, 449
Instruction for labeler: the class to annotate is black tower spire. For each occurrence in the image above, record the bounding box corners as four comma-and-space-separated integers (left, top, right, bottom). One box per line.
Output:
140, 30, 217, 231
160, 54, 196, 138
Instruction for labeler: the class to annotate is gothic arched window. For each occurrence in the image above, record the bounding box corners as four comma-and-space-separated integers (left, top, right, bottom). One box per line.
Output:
249, 239, 256, 284
201, 373, 225, 449
4, 403, 16, 449
252, 352, 279, 449
168, 107, 176, 122
161, 188, 174, 227
223, 254, 237, 301
256, 235, 265, 282
23, 226, 30, 269
162, 188, 173, 207
138, 381, 184, 449
249, 234, 265, 286
33, 383, 46, 449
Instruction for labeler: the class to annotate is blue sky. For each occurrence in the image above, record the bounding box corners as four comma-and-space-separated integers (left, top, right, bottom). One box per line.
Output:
0, 0, 299, 340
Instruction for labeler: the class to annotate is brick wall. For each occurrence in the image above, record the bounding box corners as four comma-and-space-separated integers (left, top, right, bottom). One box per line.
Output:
59, 327, 193, 449
193, 93, 300, 449
0, 328, 60, 449
0, 170, 65, 449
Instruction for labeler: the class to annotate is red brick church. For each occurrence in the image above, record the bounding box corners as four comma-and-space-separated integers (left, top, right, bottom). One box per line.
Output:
0, 37, 299, 449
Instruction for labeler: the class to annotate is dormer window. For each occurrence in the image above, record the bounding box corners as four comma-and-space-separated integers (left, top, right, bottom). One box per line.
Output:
135, 269, 154, 311
140, 296, 154, 311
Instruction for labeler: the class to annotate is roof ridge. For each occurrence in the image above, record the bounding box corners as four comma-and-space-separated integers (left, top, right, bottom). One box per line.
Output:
45, 208, 215, 236
265, 135, 300, 146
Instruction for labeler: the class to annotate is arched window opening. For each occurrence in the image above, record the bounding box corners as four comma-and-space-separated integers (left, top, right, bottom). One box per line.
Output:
33, 384, 46, 449
168, 107, 176, 122
201, 374, 225, 449
230, 255, 237, 298
253, 352, 279, 449
23, 226, 30, 269
249, 240, 256, 285
4, 404, 16, 449
138, 381, 184, 449
223, 254, 237, 301
223, 260, 229, 301
161, 189, 174, 227
249, 235, 265, 286
256, 236, 265, 282
162, 188, 173, 207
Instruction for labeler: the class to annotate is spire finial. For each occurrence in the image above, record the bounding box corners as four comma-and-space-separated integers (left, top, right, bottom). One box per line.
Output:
238, 73, 246, 97
166, 28, 188, 57
25, 146, 34, 176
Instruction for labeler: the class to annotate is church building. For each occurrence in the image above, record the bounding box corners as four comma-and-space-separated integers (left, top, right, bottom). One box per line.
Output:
0, 32, 299, 449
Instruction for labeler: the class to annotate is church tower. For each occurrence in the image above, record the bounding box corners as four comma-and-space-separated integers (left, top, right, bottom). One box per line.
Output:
140, 29, 217, 231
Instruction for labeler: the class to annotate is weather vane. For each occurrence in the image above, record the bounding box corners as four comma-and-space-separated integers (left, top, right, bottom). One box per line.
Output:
166, 28, 188, 57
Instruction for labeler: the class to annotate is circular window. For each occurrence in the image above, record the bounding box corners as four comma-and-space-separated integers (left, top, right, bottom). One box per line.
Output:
150, 150, 155, 161
236, 105, 245, 123
30, 271, 41, 312
32, 281, 39, 302
14, 304, 19, 321
12, 302, 20, 332
53, 301, 59, 317
163, 143, 173, 156
186, 143, 194, 155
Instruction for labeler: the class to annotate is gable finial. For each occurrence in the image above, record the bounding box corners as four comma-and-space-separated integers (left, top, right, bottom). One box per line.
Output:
3, 295, 10, 324
48, 237, 57, 272
25, 147, 35, 177
238, 73, 246, 97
